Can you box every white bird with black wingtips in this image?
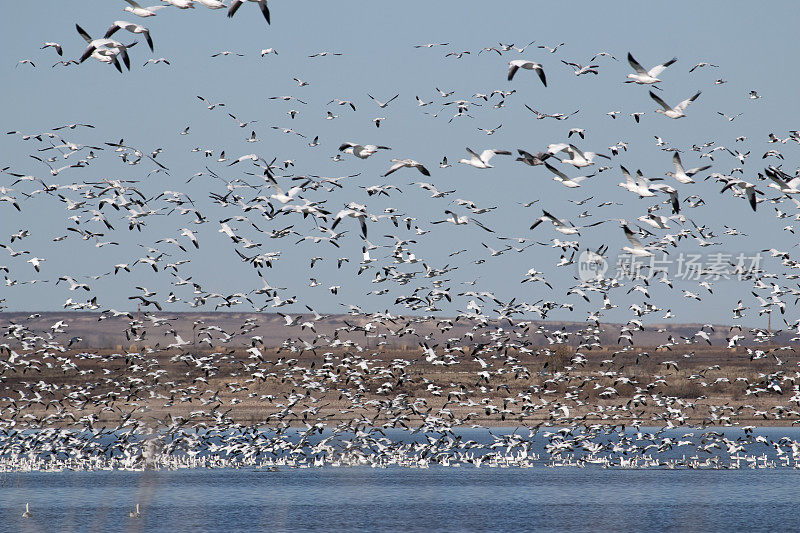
[458,147,511,169]
[507,60,547,86]
[626,52,677,85]
[650,90,701,119]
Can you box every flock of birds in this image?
[6,7,800,522]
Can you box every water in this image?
[3,466,800,532]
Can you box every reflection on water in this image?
[3,466,800,533]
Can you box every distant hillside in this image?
[0,312,793,351]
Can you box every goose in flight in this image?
[626,53,677,84]
[618,166,658,197]
[650,183,681,214]
[543,161,594,188]
[431,210,494,232]
[41,42,63,55]
[414,42,449,48]
[123,0,167,17]
[720,178,762,211]
[331,206,368,238]
[309,51,343,58]
[622,224,654,257]
[689,61,719,72]
[561,60,599,76]
[338,142,391,159]
[269,95,307,104]
[228,0,270,24]
[530,210,600,235]
[383,159,430,177]
[650,90,701,119]
[765,166,800,195]
[717,111,743,122]
[547,143,609,168]
[458,147,511,169]
[76,24,136,72]
[268,181,308,204]
[507,60,547,86]
[666,153,710,184]
[105,21,154,51]
[477,124,502,135]
[367,94,399,108]
[143,57,169,66]
[516,149,551,166]
[538,42,565,53]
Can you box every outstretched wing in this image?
[75,24,92,43]
[647,57,677,78]
[383,161,404,177]
[674,91,701,113]
[534,65,547,87]
[627,52,647,74]
[258,0,271,24]
[543,161,568,180]
[227,0,244,18]
[649,91,672,111]
[623,225,644,249]
[507,64,519,81]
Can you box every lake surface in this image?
[3,466,800,533]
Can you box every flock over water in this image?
[4,6,800,524]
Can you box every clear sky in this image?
[2,1,800,328]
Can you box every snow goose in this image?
[143,57,169,66]
[765,166,800,195]
[367,94,399,108]
[626,53,677,84]
[383,159,430,177]
[561,60,599,76]
[76,25,136,72]
[105,21,154,52]
[543,161,594,188]
[123,0,167,17]
[666,152,710,184]
[516,149,551,166]
[649,90,701,119]
[547,143,609,168]
[530,210,599,235]
[507,60,547,86]
[720,178,762,211]
[338,142,390,159]
[431,210,494,232]
[650,183,681,213]
[689,61,719,72]
[618,166,657,197]
[458,147,511,169]
[622,224,654,257]
[331,205,368,238]
[41,42,63,55]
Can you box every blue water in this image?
[3,466,800,533]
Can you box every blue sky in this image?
[2,1,800,327]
